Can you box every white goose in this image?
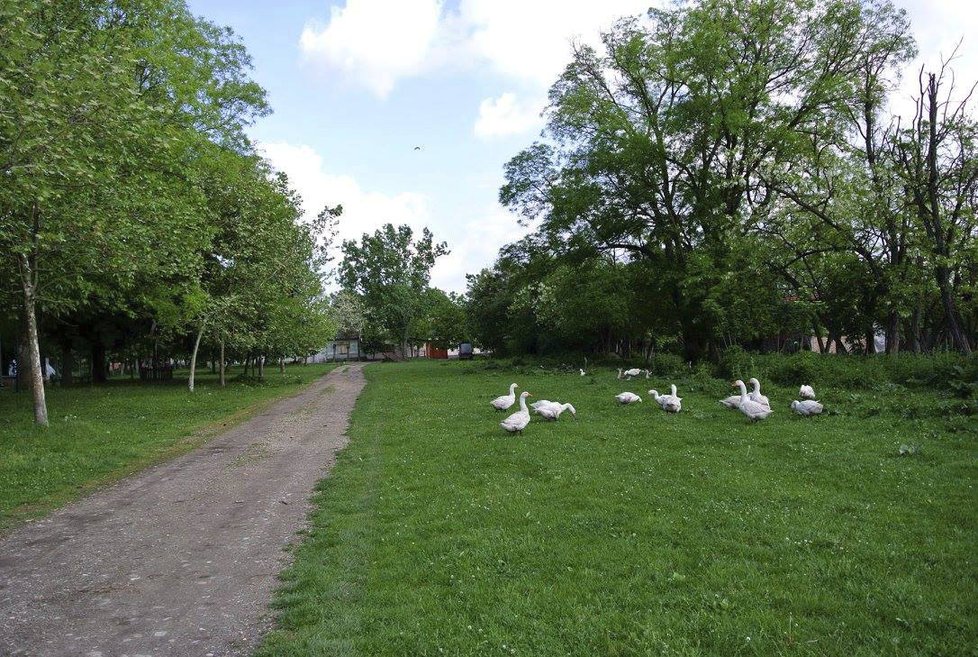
[500,391,532,433]
[791,399,823,416]
[663,384,683,412]
[615,392,642,405]
[799,385,816,400]
[579,368,586,376]
[491,383,519,411]
[748,378,770,407]
[719,392,742,409]
[732,380,773,421]
[649,385,682,413]
[537,402,577,421]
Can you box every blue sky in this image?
[186,0,977,293]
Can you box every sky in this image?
[185,0,978,293]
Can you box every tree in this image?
[1,0,272,417]
[894,63,977,354]
[338,224,448,358]
[500,0,914,358]
[413,289,466,350]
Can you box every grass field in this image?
[257,359,977,656]
[0,363,335,531]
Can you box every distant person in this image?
[8,359,16,377]
[44,358,57,381]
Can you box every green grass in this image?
[257,360,977,657]
[0,363,336,531]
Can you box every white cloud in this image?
[298,0,654,105]
[891,0,978,118]
[299,0,444,98]
[457,0,654,87]
[259,140,526,293]
[260,140,431,248]
[473,92,544,139]
[430,207,530,293]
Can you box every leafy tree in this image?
[413,288,466,350]
[501,0,913,358]
[338,224,448,358]
[1,0,275,418]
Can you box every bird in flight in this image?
[414,146,422,151]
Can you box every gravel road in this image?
[0,363,366,657]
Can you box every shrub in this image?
[717,345,753,380]
[646,353,686,376]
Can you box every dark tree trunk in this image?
[936,266,972,354]
[91,340,107,384]
[884,310,900,355]
[61,345,74,386]
[908,305,922,354]
[812,322,825,353]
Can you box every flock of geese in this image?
[491,375,824,434]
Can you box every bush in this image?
[754,351,977,391]
[646,353,686,376]
[717,346,754,381]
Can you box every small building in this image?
[313,338,361,362]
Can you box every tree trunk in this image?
[935,266,972,354]
[884,310,900,355]
[18,253,48,426]
[908,307,921,353]
[91,340,107,384]
[188,323,205,392]
[61,344,74,385]
[279,357,284,373]
[219,340,226,387]
[812,322,825,353]
[258,355,264,380]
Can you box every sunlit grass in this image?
[0,363,335,530]
[258,359,977,656]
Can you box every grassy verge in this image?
[0,363,335,531]
[257,359,977,656]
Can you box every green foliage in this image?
[645,352,686,377]
[755,351,978,391]
[716,345,753,381]
[0,1,332,411]
[490,0,976,360]
[338,224,449,355]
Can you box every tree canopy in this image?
[490,0,976,359]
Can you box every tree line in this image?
[467,0,977,360]
[1,1,334,425]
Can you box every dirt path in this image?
[0,363,367,657]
